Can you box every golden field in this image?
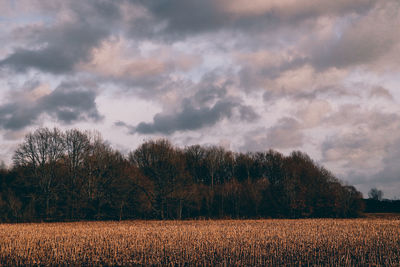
[0,218,399,266]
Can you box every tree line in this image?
[0,128,364,222]
[365,188,400,213]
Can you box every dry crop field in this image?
[0,218,399,266]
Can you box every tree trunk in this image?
[119,200,124,221]
[177,199,183,220]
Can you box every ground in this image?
[0,217,399,266]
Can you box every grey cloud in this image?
[321,132,370,164]
[118,94,258,135]
[120,70,259,134]
[39,82,102,123]
[240,57,308,91]
[0,0,382,79]
[133,99,237,134]
[324,104,399,129]
[127,72,222,102]
[239,105,259,121]
[128,0,228,40]
[131,0,376,40]
[114,121,128,127]
[331,130,400,199]
[0,1,121,74]
[18,0,123,25]
[369,86,394,100]
[0,82,102,130]
[76,0,122,21]
[263,85,358,103]
[193,84,228,105]
[106,74,170,99]
[101,59,199,99]
[320,106,400,170]
[1,23,107,74]
[372,137,400,184]
[312,1,400,70]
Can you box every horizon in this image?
[1,0,400,199]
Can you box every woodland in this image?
[0,128,364,222]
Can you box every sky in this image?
[0,0,399,199]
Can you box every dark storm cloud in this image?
[0,0,121,74]
[0,82,102,130]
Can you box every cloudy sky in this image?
[1,0,400,198]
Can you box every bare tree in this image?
[13,128,65,219]
[368,188,383,201]
[204,146,226,190]
[129,139,189,219]
[64,129,91,219]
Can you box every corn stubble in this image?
[0,219,399,266]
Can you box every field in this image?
[0,218,399,266]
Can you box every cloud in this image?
[0,81,102,130]
[121,97,257,135]
[81,37,200,80]
[266,117,304,148]
[217,0,375,18]
[114,70,260,135]
[132,0,376,40]
[129,0,228,39]
[262,65,351,101]
[1,0,400,198]
[321,131,372,166]
[0,23,107,74]
[320,105,400,171]
[0,0,121,74]
[192,83,228,105]
[372,137,400,184]
[241,117,304,152]
[312,1,400,70]
[324,104,399,129]
[369,86,394,100]
[295,99,333,128]
[236,50,309,91]
[340,131,400,199]
[134,100,234,134]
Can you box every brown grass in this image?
[0,218,399,266]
